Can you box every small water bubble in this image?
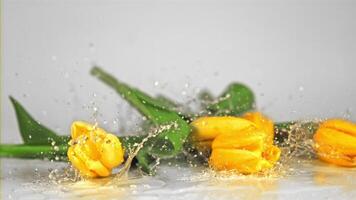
[181,90,187,96]
[53,146,59,151]
[154,81,159,87]
[51,55,57,61]
[184,83,190,88]
[28,135,32,139]
[298,86,304,92]
[103,120,108,124]
[51,141,56,146]
[55,156,60,161]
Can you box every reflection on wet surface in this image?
[1,158,355,200]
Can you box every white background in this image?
[2,0,356,143]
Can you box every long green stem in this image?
[0,136,146,161]
[0,144,68,161]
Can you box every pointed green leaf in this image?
[9,96,69,145]
[207,83,255,116]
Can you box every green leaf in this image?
[91,67,191,174]
[155,95,178,111]
[9,96,70,145]
[207,83,255,116]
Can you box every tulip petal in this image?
[314,128,356,156]
[209,149,273,173]
[315,144,356,167]
[71,121,94,139]
[212,129,266,152]
[191,117,256,141]
[73,144,110,177]
[321,119,356,137]
[243,112,274,144]
[67,146,97,177]
[262,145,281,164]
[98,134,125,169]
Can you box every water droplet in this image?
[53,146,59,151]
[154,81,159,86]
[28,135,32,139]
[299,86,304,91]
[51,55,57,61]
[93,106,98,112]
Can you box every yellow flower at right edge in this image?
[191,112,281,174]
[313,119,356,167]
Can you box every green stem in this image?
[0,136,146,161]
[0,144,68,161]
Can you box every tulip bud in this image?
[190,112,281,173]
[209,127,280,173]
[190,116,256,152]
[313,119,356,167]
[67,121,125,177]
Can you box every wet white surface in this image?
[1,158,355,200]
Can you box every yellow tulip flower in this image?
[190,116,257,152]
[67,121,125,177]
[314,119,356,167]
[191,112,281,173]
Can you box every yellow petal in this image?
[262,145,281,164]
[315,144,356,167]
[73,144,111,177]
[71,121,94,139]
[98,134,125,169]
[320,119,356,137]
[314,127,356,156]
[209,149,273,173]
[243,112,274,145]
[71,121,106,140]
[212,128,266,152]
[191,117,256,141]
[67,146,97,177]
